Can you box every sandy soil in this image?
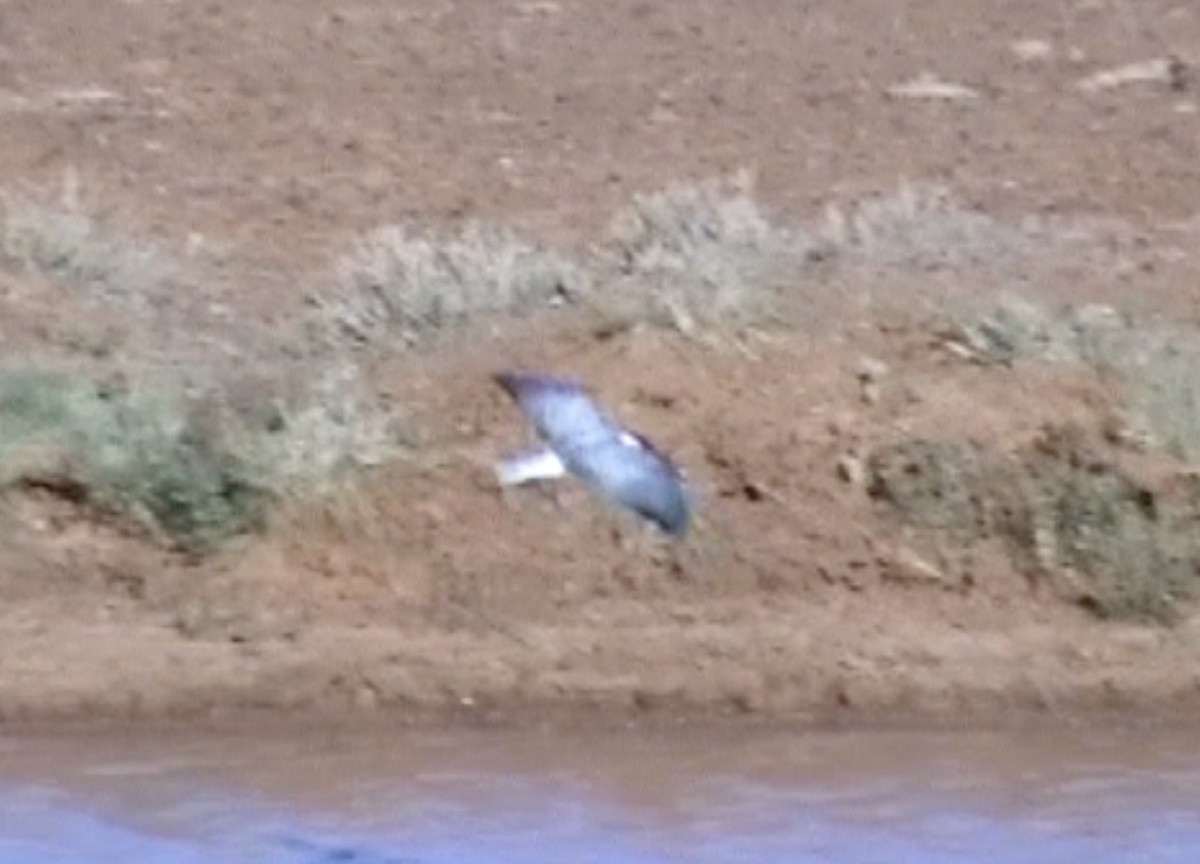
[2,0,1200,730]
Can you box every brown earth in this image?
[2,0,1200,731]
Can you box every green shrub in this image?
[868,431,1200,624]
[0,369,263,553]
[1040,459,1192,623]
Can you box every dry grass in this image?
[229,359,405,497]
[597,179,1096,334]
[318,223,590,346]
[314,178,1100,345]
[1130,342,1200,466]
[952,296,1200,467]
[600,173,812,331]
[0,193,174,305]
[815,183,1040,270]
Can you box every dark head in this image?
[492,371,527,401]
[493,371,584,403]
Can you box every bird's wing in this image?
[569,436,692,535]
[494,371,691,534]
[493,373,623,456]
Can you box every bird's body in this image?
[493,372,691,536]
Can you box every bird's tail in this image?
[494,447,567,487]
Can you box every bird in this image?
[492,371,692,536]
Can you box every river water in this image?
[1,722,1197,863]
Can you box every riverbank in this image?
[2,0,1200,732]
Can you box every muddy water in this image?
[1,723,1198,863]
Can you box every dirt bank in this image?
[3,305,1200,730]
[2,0,1200,730]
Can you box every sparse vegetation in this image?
[1027,442,1194,623]
[319,223,589,346]
[5,175,1198,627]
[1,194,173,304]
[816,183,1039,271]
[953,295,1200,467]
[315,178,1058,344]
[0,361,405,553]
[869,428,1200,624]
[0,368,263,553]
[230,360,405,497]
[0,191,410,554]
[943,296,1140,368]
[601,173,812,330]
[866,438,987,537]
[1130,341,1200,466]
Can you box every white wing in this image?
[495,447,567,486]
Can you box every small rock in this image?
[1100,410,1155,452]
[826,411,859,439]
[417,502,447,527]
[1077,58,1174,92]
[856,357,889,383]
[517,0,561,14]
[1011,39,1053,63]
[857,358,888,405]
[887,72,980,101]
[836,453,866,486]
[354,685,380,710]
[884,547,947,586]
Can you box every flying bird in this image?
[492,372,691,536]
